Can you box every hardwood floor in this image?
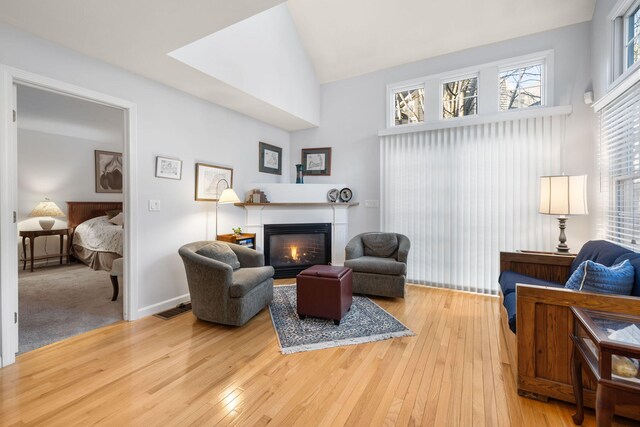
[1,282,636,426]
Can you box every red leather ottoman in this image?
[296,265,353,325]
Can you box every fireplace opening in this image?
[264,223,331,278]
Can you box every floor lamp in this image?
[539,175,588,253]
[215,179,241,239]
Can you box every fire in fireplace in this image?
[264,223,331,278]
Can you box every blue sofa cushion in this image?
[503,292,517,333]
[499,270,562,297]
[565,260,635,295]
[569,240,632,276]
[614,253,640,297]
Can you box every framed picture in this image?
[95,150,123,193]
[259,142,282,175]
[195,163,233,201]
[155,156,182,180]
[302,147,332,176]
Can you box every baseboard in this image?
[137,293,191,318]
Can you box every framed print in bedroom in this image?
[302,147,332,176]
[155,156,182,180]
[95,150,123,193]
[195,163,233,201]
[259,141,282,175]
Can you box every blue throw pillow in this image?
[565,260,635,295]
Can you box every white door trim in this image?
[0,65,139,367]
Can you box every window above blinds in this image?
[599,80,640,249]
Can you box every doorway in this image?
[0,66,139,366]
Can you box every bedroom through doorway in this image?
[16,85,126,354]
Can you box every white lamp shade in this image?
[218,188,241,204]
[29,199,64,217]
[539,175,588,216]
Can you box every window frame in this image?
[623,0,640,71]
[609,0,640,89]
[386,50,554,129]
[440,73,479,120]
[389,82,426,128]
[498,59,547,111]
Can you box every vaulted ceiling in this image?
[0,0,596,130]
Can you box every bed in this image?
[67,201,123,272]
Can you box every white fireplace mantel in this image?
[240,184,358,265]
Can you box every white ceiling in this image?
[17,85,124,142]
[0,0,595,130]
[287,0,596,83]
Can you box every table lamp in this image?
[29,198,65,230]
[215,179,241,238]
[539,175,588,253]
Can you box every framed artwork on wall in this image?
[195,163,233,201]
[259,141,282,175]
[155,156,182,180]
[95,150,123,193]
[302,147,332,176]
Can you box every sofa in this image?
[179,241,274,326]
[344,232,410,298]
[498,240,640,421]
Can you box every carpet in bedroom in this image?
[19,263,123,354]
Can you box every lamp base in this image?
[556,217,570,253]
[39,218,55,230]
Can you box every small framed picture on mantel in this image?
[302,147,332,176]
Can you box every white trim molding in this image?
[0,65,139,367]
[379,105,572,137]
[593,67,640,112]
[137,293,191,319]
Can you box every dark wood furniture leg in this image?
[596,386,614,427]
[571,345,584,425]
[22,236,27,271]
[110,275,119,301]
[29,236,35,272]
[59,234,64,265]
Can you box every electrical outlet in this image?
[148,200,161,211]
[365,200,379,208]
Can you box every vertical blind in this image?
[380,115,566,294]
[598,80,640,250]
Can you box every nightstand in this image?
[20,228,71,272]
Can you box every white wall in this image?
[169,4,320,127]
[0,22,290,313]
[591,0,618,100]
[17,129,123,260]
[290,22,597,251]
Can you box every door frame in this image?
[0,65,139,366]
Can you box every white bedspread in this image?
[73,216,123,256]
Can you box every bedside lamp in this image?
[539,175,588,253]
[29,198,65,230]
[215,179,241,238]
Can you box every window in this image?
[499,64,543,110]
[393,86,424,126]
[626,4,640,68]
[442,77,478,119]
[599,80,640,249]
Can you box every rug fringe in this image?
[280,329,415,355]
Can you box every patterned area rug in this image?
[269,285,414,354]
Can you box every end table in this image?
[20,228,71,272]
[570,307,640,426]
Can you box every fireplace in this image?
[264,223,331,278]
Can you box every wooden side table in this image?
[19,228,71,272]
[570,307,640,426]
[216,233,256,249]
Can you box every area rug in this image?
[19,263,123,354]
[269,285,414,354]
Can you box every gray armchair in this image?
[344,232,410,298]
[178,241,274,326]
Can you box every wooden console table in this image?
[570,307,640,426]
[217,233,256,249]
[20,228,71,272]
